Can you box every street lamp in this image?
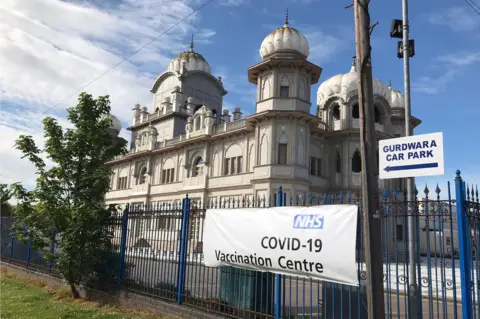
[390,9,420,319]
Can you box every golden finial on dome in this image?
[284,9,289,27]
[350,55,357,72]
[189,34,194,52]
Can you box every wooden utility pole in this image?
[353,0,386,318]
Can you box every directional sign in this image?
[379,132,444,179]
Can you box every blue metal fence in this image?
[2,171,479,319]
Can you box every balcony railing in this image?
[213,119,246,135]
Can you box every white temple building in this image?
[105,16,421,210]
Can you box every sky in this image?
[0,0,479,200]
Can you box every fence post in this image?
[9,228,14,260]
[454,170,473,319]
[275,186,283,319]
[177,194,190,304]
[26,239,31,268]
[117,205,129,289]
[49,230,56,273]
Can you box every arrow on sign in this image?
[384,163,439,172]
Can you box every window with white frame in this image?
[280,86,289,98]
[161,168,175,184]
[117,168,129,189]
[277,133,288,165]
[138,167,147,184]
[224,156,243,175]
[309,156,322,177]
[279,75,290,98]
[192,157,204,177]
[117,176,128,189]
[224,143,243,175]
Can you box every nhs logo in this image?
[293,214,324,229]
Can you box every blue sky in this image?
[0,0,478,198]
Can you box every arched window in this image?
[374,106,381,124]
[336,150,341,173]
[280,76,290,98]
[224,144,243,175]
[352,150,362,173]
[138,167,147,184]
[332,105,340,121]
[192,157,204,177]
[195,117,201,131]
[262,76,272,100]
[278,133,288,164]
[212,109,217,123]
[352,104,359,119]
[155,107,160,115]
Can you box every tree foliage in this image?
[12,93,128,297]
[0,184,17,216]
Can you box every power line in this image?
[39,0,214,117]
[465,0,480,15]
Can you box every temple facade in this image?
[105,17,421,210]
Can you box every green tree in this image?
[0,184,17,216]
[12,93,127,298]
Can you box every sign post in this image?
[379,132,444,180]
[203,205,359,286]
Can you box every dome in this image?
[109,114,122,132]
[388,83,405,108]
[259,12,310,59]
[316,58,391,109]
[167,37,211,73]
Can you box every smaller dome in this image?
[168,36,211,73]
[109,114,122,132]
[389,85,405,108]
[316,58,391,109]
[259,11,309,59]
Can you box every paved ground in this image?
[125,257,463,318]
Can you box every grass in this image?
[0,268,168,319]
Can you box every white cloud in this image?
[427,6,480,32]
[217,0,250,7]
[437,52,480,66]
[412,51,480,94]
[0,0,216,188]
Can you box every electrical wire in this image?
[36,0,214,118]
[465,0,480,15]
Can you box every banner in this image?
[203,205,359,286]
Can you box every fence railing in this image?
[1,171,479,319]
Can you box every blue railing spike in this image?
[455,169,461,178]
[339,192,344,200]
[393,189,398,198]
[279,185,283,192]
[330,193,335,200]
[435,183,441,194]
[424,184,429,195]
[383,188,388,199]
[290,195,293,201]
[347,192,352,200]
[323,193,328,199]
[309,194,313,202]
[414,186,418,195]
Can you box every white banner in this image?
[203,205,359,287]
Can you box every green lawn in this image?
[0,276,158,319]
